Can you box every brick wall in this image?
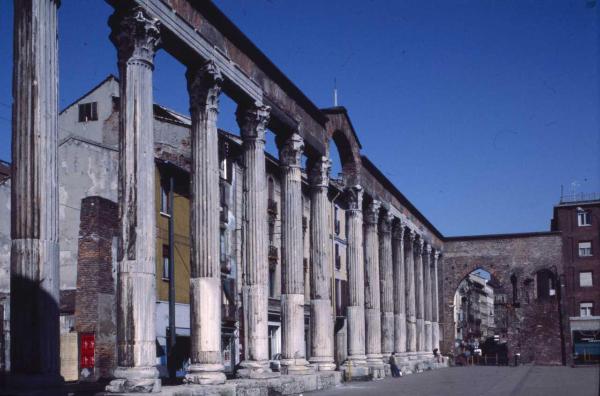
[441,233,565,365]
[74,196,118,380]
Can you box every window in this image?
[78,102,98,122]
[579,272,593,287]
[580,302,593,317]
[536,269,555,299]
[268,267,276,298]
[577,210,592,226]
[160,181,170,215]
[578,242,592,257]
[334,243,341,270]
[162,245,170,280]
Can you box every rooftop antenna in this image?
[333,78,338,107]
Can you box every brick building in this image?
[551,194,600,365]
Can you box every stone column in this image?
[364,200,384,376]
[185,62,226,385]
[379,212,394,362]
[236,103,277,378]
[10,0,61,386]
[342,186,368,374]
[424,243,433,355]
[392,221,407,359]
[432,250,441,352]
[279,133,310,374]
[405,231,417,357]
[415,238,425,354]
[308,157,336,371]
[106,7,161,393]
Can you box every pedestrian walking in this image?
[389,353,401,377]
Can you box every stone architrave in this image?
[342,185,369,374]
[415,238,425,354]
[236,103,278,379]
[106,6,162,393]
[424,243,433,355]
[379,212,394,362]
[392,221,407,359]
[405,230,417,357]
[185,61,226,385]
[364,200,384,375]
[308,157,336,371]
[10,0,62,387]
[279,133,311,374]
[432,250,441,352]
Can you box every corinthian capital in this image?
[392,220,406,241]
[364,200,381,225]
[236,102,270,141]
[379,211,393,234]
[279,133,304,167]
[426,242,432,255]
[345,185,363,211]
[187,60,223,114]
[110,6,161,67]
[415,236,424,254]
[407,229,417,243]
[309,156,331,188]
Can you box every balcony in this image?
[560,192,600,204]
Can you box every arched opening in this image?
[535,269,557,300]
[453,268,508,365]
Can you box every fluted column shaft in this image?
[185,62,226,384]
[107,7,161,392]
[432,251,441,351]
[424,244,433,354]
[405,232,417,354]
[392,223,406,355]
[279,134,310,373]
[364,201,383,367]
[308,158,335,371]
[415,239,425,352]
[344,186,367,365]
[379,213,394,360]
[10,0,61,384]
[236,103,275,377]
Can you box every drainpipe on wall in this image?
[167,174,176,380]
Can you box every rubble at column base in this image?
[100,372,342,396]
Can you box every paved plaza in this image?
[313,366,600,396]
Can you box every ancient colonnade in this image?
[9,2,442,392]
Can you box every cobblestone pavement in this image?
[312,365,600,396]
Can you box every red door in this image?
[80,333,95,369]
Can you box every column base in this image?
[184,363,227,385]
[105,366,160,393]
[309,356,337,371]
[340,358,370,382]
[281,358,313,375]
[236,360,280,379]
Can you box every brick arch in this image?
[322,107,362,187]
[441,234,565,365]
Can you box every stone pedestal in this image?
[308,157,336,371]
[107,6,161,392]
[236,104,278,379]
[10,0,62,388]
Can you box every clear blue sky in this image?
[0,1,598,236]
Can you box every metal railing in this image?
[560,192,600,204]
